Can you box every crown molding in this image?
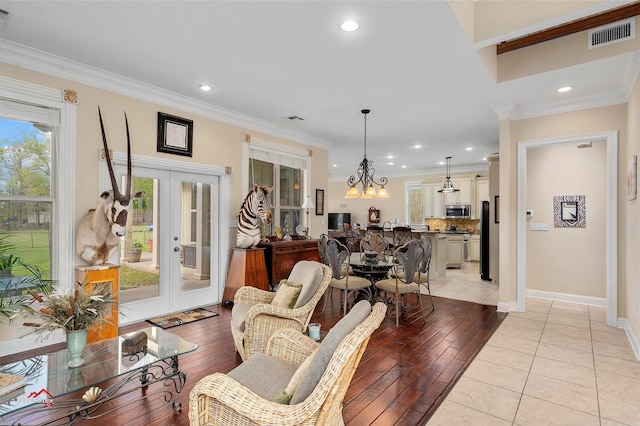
[0,39,332,151]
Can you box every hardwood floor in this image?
[3,294,505,425]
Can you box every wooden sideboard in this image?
[258,238,322,287]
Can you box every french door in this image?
[110,162,224,324]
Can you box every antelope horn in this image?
[98,106,121,199]
[124,112,132,201]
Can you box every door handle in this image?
[174,247,180,252]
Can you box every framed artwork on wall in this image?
[157,112,193,157]
[553,195,586,228]
[628,155,637,201]
[315,189,324,215]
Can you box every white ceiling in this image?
[0,1,637,181]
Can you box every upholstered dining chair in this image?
[321,238,373,316]
[230,260,332,361]
[375,240,430,326]
[189,301,386,426]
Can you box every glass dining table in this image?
[349,254,395,284]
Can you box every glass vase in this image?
[66,329,88,368]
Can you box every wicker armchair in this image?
[189,302,386,425]
[231,260,332,360]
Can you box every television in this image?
[328,212,351,231]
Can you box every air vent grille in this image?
[588,18,635,49]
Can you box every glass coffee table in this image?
[0,326,197,425]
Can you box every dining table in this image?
[349,254,395,285]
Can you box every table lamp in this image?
[301,196,314,238]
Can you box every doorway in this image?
[517,131,618,326]
[100,153,229,323]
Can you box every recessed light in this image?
[401,165,407,168]
[198,84,213,92]
[388,162,394,166]
[414,144,422,149]
[340,20,359,32]
[387,155,394,159]
[332,164,338,167]
[482,157,487,161]
[438,161,445,165]
[557,86,573,93]
[466,147,473,151]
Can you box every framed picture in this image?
[494,195,500,224]
[628,155,637,201]
[553,195,586,227]
[315,189,324,215]
[157,112,193,157]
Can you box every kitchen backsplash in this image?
[425,218,480,234]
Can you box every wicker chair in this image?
[231,260,332,361]
[189,302,386,425]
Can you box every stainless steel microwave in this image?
[445,205,471,219]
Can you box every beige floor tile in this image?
[543,322,592,341]
[535,342,595,369]
[426,400,512,426]
[503,315,546,331]
[513,395,600,426]
[463,358,529,393]
[591,328,633,347]
[446,377,521,422]
[589,321,611,332]
[523,373,598,416]
[593,340,638,361]
[488,332,539,355]
[525,297,552,314]
[494,322,543,342]
[600,418,635,426]
[588,305,606,323]
[480,291,498,306]
[540,330,592,353]
[476,344,535,371]
[599,391,640,426]
[596,370,640,401]
[546,312,590,329]
[509,309,549,323]
[551,300,589,312]
[594,353,640,380]
[530,357,595,389]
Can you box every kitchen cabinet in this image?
[443,178,472,205]
[469,234,480,261]
[423,183,443,218]
[475,177,489,219]
[445,234,465,268]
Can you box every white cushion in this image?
[290,261,324,308]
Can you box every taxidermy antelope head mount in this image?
[76,107,143,265]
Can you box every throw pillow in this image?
[276,348,318,404]
[271,280,302,309]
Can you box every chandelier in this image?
[345,109,389,199]
[437,156,459,193]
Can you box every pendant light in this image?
[437,156,459,193]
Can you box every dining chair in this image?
[374,240,431,326]
[360,231,388,262]
[321,238,373,316]
[392,226,413,248]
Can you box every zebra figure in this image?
[236,185,273,248]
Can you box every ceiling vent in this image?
[588,18,635,49]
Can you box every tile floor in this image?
[425,261,499,306]
[427,297,640,426]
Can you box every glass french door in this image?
[115,166,220,323]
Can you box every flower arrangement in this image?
[22,283,117,340]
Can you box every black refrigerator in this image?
[480,200,491,281]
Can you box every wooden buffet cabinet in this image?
[258,238,322,287]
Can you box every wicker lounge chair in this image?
[189,301,386,425]
[230,260,332,360]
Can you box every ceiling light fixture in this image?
[437,156,459,193]
[557,86,573,93]
[345,109,389,199]
[340,20,359,32]
[198,84,213,92]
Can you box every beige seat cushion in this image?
[290,261,325,308]
[329,275,371,291]
[375,278,420,295]
[228,353,298,402]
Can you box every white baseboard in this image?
[525,289,606,307]
[497,301,517,313]
[617,318,640,361]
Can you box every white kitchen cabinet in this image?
[475,178,489,219]
[469,234,480,261]
[443,178,472,205]
[446,234,464,268]
[423,183,443,218]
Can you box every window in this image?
[406,182,424,225]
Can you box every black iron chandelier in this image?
[437,156,459,193]
[345,109,389,199]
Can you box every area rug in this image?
[146,307,219,329]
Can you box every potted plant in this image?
[126,241,143,263]
[21,283,117,367]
